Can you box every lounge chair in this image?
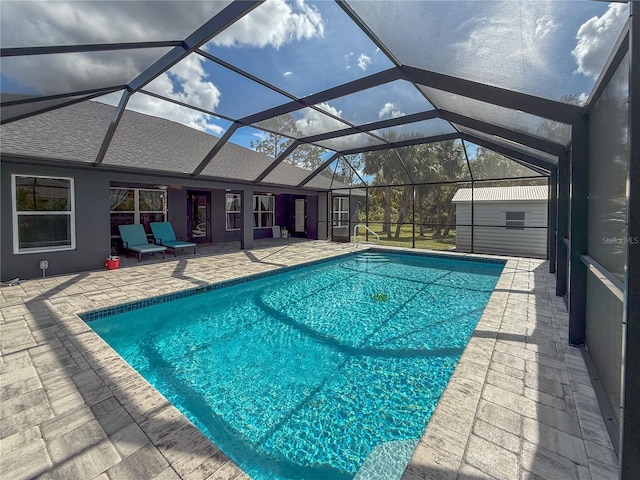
[149,222,197,256]
[118,224,167,262]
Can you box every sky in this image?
[0,0,630,152]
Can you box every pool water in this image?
[89,252,504,479]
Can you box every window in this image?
[12,175,76,253]
[254,195,275,228]
[505,211,525,229]
[226,193,241,231]
[110,188,166,236]
[332,197,349,227]
[225,194,276,229]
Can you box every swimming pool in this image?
[87,251,504,479]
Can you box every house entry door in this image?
[187,191,211,243]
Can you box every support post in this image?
[412,185,416,249]
[568,118,589,345]
[549,169,558,272]
[318,191,328,240]
[556,151,570,297]
[621,4,640,478]
[240,187,253,250]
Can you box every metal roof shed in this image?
[452,185,549,258]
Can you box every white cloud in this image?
[345,52,354,69]
[572,3,629,78]
[0,1,225,96]
[345,51,373,71]
[378,102,405,119]
[535,15,556,39]
[283,71,293,77]
[577,92,589,105]
[211,0,324,49]
[295,103,347,136]
[98,55,225,135]
[357,53,372,71]
[451,2,565,87]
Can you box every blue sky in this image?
[0,0,629,153]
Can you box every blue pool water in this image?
[88,251,504,479]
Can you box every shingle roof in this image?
[451,185,548,203]
[0,100,336,189]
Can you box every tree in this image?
[362,136,405,238]
[251,113,326,173]
[469,147,543,185]
[250,115,296,158]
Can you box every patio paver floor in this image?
[0,239,618,480]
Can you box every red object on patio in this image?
[105,257,120,270]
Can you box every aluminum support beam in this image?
[254,141,301,183]
[440,110,565,156]
[94,90,130,165]
[459,133,555,171]
[239,68,402,126]
[1,41,183,57]
[556,151,570,296]
[296,153,341,188]
[548,168,558,272]
[402,65,583,125]
[240,186,254,250]
[128,1,262,92]
[568,118,589,345]
[299,110,440,144]
[1,86,124,125]
[340,133,459,155]
[191,122,241,176]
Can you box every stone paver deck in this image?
[0,239,618,479]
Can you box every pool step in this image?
[356,253,389,263]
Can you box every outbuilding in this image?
[452,185,548,258]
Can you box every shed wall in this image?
[455,200,548,258]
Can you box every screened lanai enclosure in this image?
[1,0,638,478]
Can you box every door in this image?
[187,191,211,243]
[295,198,306,235]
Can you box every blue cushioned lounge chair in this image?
[118,224,167,262]
[149,222,197,256]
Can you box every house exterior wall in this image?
[1,161,111,280]
[455,200,548,258]
[1,159,322,281]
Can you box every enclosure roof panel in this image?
[452,185,549,203]
[0,1,630,189]
[347,1,628,103]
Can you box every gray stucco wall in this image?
[1,161,110,281]
[1,158,324,280]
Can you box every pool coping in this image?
[80,248,505,322]
[0,241,618,480]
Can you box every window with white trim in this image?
[225,193,241,231]
[110,188,166,236]
[12,175,76,253]
[332,196,349,227]
[253,195,275,228]
[505,211,525,230]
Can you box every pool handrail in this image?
[353,224,380,247]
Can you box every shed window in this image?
[505,211,525,229]
[12,175,76,253]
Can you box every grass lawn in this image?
[353,224,456,251]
